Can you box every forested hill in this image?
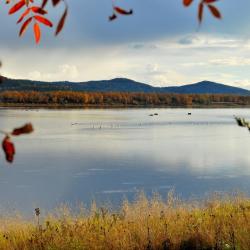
[1,77,250,95]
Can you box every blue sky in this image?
[1,0,250,88]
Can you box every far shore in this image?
[1,103,250,109]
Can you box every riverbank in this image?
[1,91,250,109]
[1,102,250,109]
[1,193,250,250]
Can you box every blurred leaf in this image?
[52,0,61,7]
[55,8,67,35]
[198,2,204,23]
[208,4,221,19]
[109,13,117,21]
[17,8,31,24]
[19,16,32,37]
[34,15,53,27]
[204,0,218,3]
[33,22,41,44]
[114,6,133,15]
[12,123,34,136]
[9,0,25,15]
[41,0,48,9]
[31,7,47,15]
[2,136,15,163]
[183,0,194,7]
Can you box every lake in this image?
[0,108,250,214]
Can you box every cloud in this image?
[177,34,244,49]
[5,63,79,82]
[209,58,250,66]
[130,43,158,50]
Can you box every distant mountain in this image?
[1,77,250,95]
[161,81,250,95]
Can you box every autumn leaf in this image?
[17,8,30,24]
[33,22,41,44]
[12,123,34,136]
[207,4,221,19]
[19,16,32,37]
[52,0,61,7]
[204,0,218,3]
[41,0,48,9]
[109,13,117,21]
[55,8,67,35]
[183,0,194,7]
[9,0,25,15]
[34,15,53,27]
[31,7,47,15]
[2,136,15,163]
[198,2,204,23]
[113,6,133,15]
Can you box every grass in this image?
[1,192,250,249]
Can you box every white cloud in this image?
[209,58,250,66]
[2,33,250,89]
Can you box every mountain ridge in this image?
[1,76,250,95]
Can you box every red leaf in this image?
[2,136,15,163]
[113,6,133,15]
[41,0,48,9]
[19,16,32,37]
[198,2,204,23]
[33,23,41,44]
[17,8,30,24]
[34,15,53,27]
[12,123,34,136]
[109,13,117,21]
[9,0,25,15]
[52,0,61,6]
[183,0,194,7]
[204,0,218,3]
[55,8,67,35]
[207,4,221,19]
[31,7,47,15]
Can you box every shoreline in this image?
[0,103,250,109]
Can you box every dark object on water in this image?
[234,116,248,127]
[234,116,250,132]
[149,114,154,116]
[188,113,191,115]
[154,113,158,116]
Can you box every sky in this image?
[1,0,250,88]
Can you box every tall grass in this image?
[1,191,250,250]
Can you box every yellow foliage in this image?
[0,193,250,249]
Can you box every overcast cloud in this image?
[1,0,250,88]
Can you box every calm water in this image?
[0,108,250,213]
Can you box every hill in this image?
[1,77,250,95]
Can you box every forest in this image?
[0,91,249,107]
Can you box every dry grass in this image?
[0,191,250,250]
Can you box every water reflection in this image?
[0,108,250,213]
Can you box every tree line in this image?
[0,91,250,107]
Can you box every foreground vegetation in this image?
[1,91,250,107]
[1,192,250,249]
